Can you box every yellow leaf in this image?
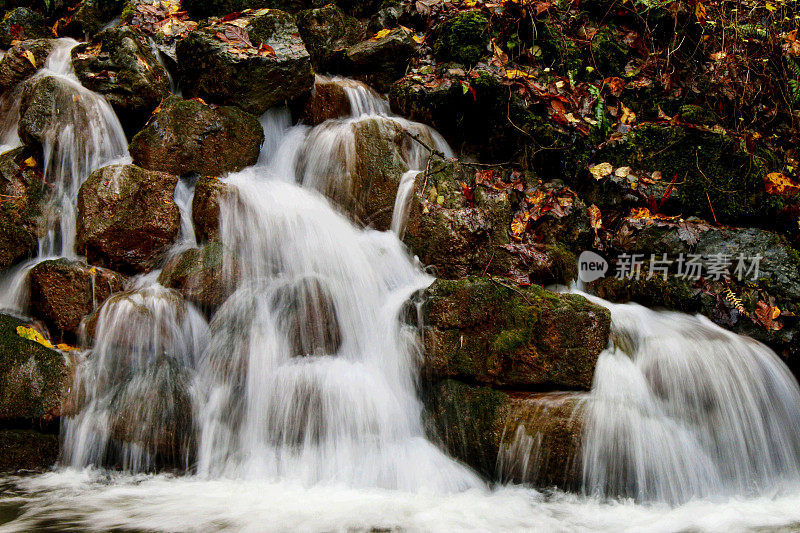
[372,29,392,40]
[22,49,36,68]
[56,343,79,351]
[16,326,53,349]
[695,1,707,23]
[588,204,602,230]
[436,195,445,205]
[766,2,777,12]
[765,172,800,197]
[23,156,36,167]
[504,68,534,79]
[589,162,613,180]
[412,34,424,44]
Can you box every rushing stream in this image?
[1,44,800,532]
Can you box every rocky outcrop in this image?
[158,242,235,312]
[76,164,180,273]
[0,39,53,93]
[28,258,126,341]
[0,313,71,421]
[344,28,415,92]
[424,278,610,390]
[176,9,314,115]
[182,0,312,18]
[296,76,352,125]
[0,429,59,473]
[192,175,236,242]
[71,26,171,132]
[130,95,264,176]
[434,11,490,66]
[296,4,364,71]
[17,76,82,148]
[69,0,126,36]
[0,148,45,269]
[0,8,49,48]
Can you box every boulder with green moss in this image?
[158,242,238,312]
[182,0,313,18]
[0,313,70,421]
[69,0,126,36]
[71,26,171,132]
[0,148,45,269]
[130,95,264,176]
[192,176,237,242]
[296,4,364,70]
[344,27,415,92]
[28,258,126,342]
[0,8,49,48]
[425,380,586,485]
[402,158,519,279]
[434,11,490,66]
[0,39,53,93]
[176,9,314,115]
[424,278,610,390]
[76,164,180,273]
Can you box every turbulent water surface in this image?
[1,44,800,531]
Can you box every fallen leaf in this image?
[16,325,53,349]
[588,204,602,230]
[372,28,392,40]
[764,172,800,197]
[22,49,36,67]
[589,162,613,180]
[753,301,783,331]
[22,156,36,168]
[614,166,631,178]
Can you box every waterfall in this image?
[577,296,800,503]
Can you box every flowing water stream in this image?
[0,56,800,531]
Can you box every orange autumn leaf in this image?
[764,172,800,197]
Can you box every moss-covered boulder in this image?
[296,76,352,125]
[69,0,126,36]
[130,95,264,176]
[403,158,518,279]
[0,313,70,421]
[28,258,126,342]
[0,148,44,269]
[176,9,314,115]
[424,278,610,390]
[296,4,364,70]
[0,429,59,472]
[182,0,313,18]
[593,124,783,226]
[192,175,237,242]
[71,26,171,133]
[158,242,236,312]
[344,27,416,92]
[17,76,81,148]
[0,8,49,48]
[425,380,586,485]
[434,11,490,66]
[76,164,180,273]
[0,39,53,93]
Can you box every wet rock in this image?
[403,158,517,279]
[69,0,126,36]
[176,9,314,115]
[0,148,45,269]
[424,277,611,390]
[344,27,416,92]
[0,39,54,93]
[76,164,180,273]
[129,95,264,176]
[158,242,237,312]
[192,175,236,242]
[272,276,341,357]
[17,75,82,148]
[183,0,312,18]
[71,26,171,132]
[0,313,70,420]
[296,76,352,125]
[498,392,585,489]
[0,429,59,473]
[434,11,490,66]
[0,8,49,48]
[28,258,126,341]
[296,4,364,71]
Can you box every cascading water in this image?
[578,296,800,503]
[0,38,129,311]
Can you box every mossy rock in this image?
[192,175,237,243]
[0,313,70,421]
[69,0,126,36]
[182,0,314,18]
[596,124,783,225]
[176,9,314,115]
[0,147,45,269]
[344,27,416,92]
[434,11,490,66]
[0,8,49,48]
[71,26,171,134]
[158,242,238,313]
[130,95,264,176]
[295,4,364,70]
[0,39,54,93]
[424,277,611,390]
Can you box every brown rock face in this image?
[192,176,237,243]
[297,76,352,125]
[28,258,126,341]
[76,164,180,274]
[0,148,45,269]
[130,96,264,177]
[158,242,237,313]
[0,39,54,93]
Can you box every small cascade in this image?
[578,296,800,503]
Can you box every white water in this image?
[2,75,800,530]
